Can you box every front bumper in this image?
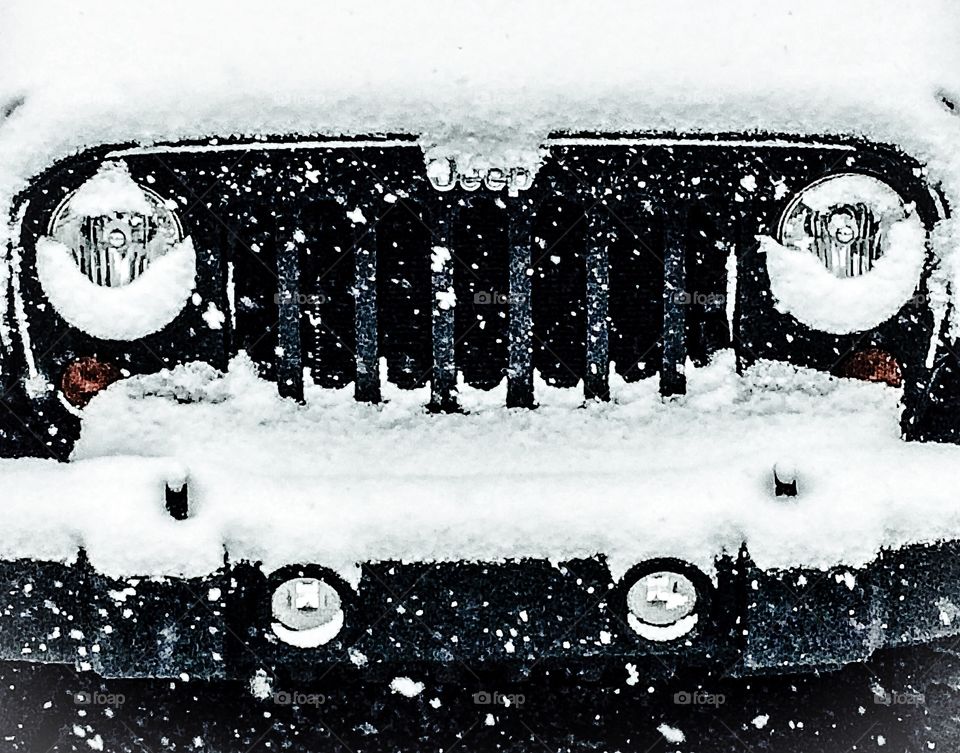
[2,541,959,681]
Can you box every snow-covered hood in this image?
[1,1,959,231]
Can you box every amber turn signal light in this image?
[61,357,122,408]
[836,349,902,388]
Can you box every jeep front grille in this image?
[17,135,938,422]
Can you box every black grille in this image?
[12,134,941,435]
[212,142,757,410]
[233,194,709,409]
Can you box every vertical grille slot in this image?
[506,199,535,408]
[354,209,380,403]
[299,201,357,389]
[276,231,303,402]
[661,204,688,397]
[733,214,758,374]
[231,205,279,378]
[685,204,731,366]
[430,203,459,412]
[454,199,510,391]
[377,202,433,390]
[584,209,611,401]
[608,205,663,383]
[532,198,587,389]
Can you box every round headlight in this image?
[778,173,910,278]
[36,161,196,341]
[49,162,184,288]
[765,173,926,335]
[626,571,698,641]
[271,577,344,648]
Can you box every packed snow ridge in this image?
[1,353,960,579]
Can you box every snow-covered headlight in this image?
[271,577,344,648]
[49,162,183,287]
[626,571,698,641]
[778,173,911,278]
[36,161,196,341]
[763,173,927,334]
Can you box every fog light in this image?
[626,571,698,641]
[271,577,344,648]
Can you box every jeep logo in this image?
[426,158,534,194]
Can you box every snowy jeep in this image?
[0,2,959,691]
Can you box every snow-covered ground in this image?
[1,353,959,581]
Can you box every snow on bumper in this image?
[3,353,960,579]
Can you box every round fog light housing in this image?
[271,577,344,648]
[626,571,699,642]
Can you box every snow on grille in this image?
[0,353,957,580]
